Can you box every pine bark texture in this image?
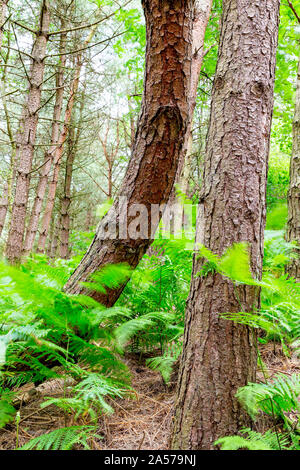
[286,57,300,280]
[175,0,212,187]
[170,0,280,450]
[64,0,195,304]
[5,0,50,263]
[23,25,67,254]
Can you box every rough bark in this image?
[5,0,50,263]
[170,0,280,450]
[0,183,8,236]
[64,0,195,303]
[23,23,67,255]
[37,19,99,253]
[175,0,213,188]
[286,56,300,281]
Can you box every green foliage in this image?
[118,237,192,354]
[19,425,99,450]
[266,155,290,209]
[263,231,297,273]
[82,262,132,295]
[266,203,288,230]
[197,242,258,286]
[0,258,134,432]
[197,236,300,347]
[0,388,16,428]
[271,1,299,156]
[42,373,129,421]
[215,428,293,451]
[236,374,300,427]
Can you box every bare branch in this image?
[47,0,132,36]
[46,29,127,58]
[287,1,300,23]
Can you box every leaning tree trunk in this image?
[5,0,50,263]
[286,56,300,281]
[170,0,280,450]
[23,24,67,255]
[65,0,195,303]
[175,0,212,189]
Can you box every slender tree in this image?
[23,21,67,254]
[170,0,280,450]
[98,120,121,199]
[286,6,300,280]
[0,0,8,52]
[59,85,86,259]
[64,0,198,304]
[287,55,300,280]
[175,0,213,189]
[0,28,16,236]
[37,16,101,253]
[5,0,50,263]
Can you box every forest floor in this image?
[0,344,299,450]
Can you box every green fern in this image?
[236,373,300,427]
[146,355,177,383]
[0,388,16,428]
[215,428,292,450]
[19,425,100,450]
[42,373,130,420]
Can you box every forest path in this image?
[100,355,174,450]
[0,345,298,450]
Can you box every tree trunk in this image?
[64,0,195,304]
[175,0,212,188]
[23,23,67,255]
[0,24,15,236]
[0,183,8,236]
[5,0,50,263]
[170,0,280,450]
[286,56,300,281]
[37,19,99,253]
[59,136,74,259]
[0,0,8,53]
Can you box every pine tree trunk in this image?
[170,0,280,450]
[0,182,8,236]
[59,125,76,259]
[175,0,212,188]
[23,24,67,255]
[5,0,50,263]
[0,31,16,236]
[64,0,195,304]
[286,56,300,281]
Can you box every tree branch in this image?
[288,0,300,23]
[47,0,132,36]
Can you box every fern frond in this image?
[19,425,98,450]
